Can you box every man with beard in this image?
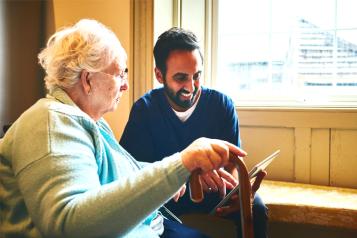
[120,27,268,238]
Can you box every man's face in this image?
[156,49,202,112]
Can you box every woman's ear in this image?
[154,67,164,84]
[80,70,92,95]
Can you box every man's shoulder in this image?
[133,87,164,109]
[128,88,167,120]
[201,87,234,106]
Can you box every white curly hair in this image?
[38,19,126,92]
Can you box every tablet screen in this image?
[210,149,280,214]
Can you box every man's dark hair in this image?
[153,27,203,77]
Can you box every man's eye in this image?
[193,72,201,81]
[174,75,187,81]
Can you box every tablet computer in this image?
[210,149,280,214]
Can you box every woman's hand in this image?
[181,138,247,173]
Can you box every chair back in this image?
[189,153,254,238]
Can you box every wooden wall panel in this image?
[238,109,357,189]
[330,129,357,188]
[294,128,311,183]
[240,126,295,182]
[311,129,330,186]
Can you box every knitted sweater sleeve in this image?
[12,108,190,238]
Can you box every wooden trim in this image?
[207,0,219,88]
[203,0,213,86]
[173,0,181,27]
[237,108,357,129]
[131,0,154,103]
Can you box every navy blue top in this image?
[120,87,241,215]
[120,87,240,164]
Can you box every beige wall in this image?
[51,0,131,139]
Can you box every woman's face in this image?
[89,60,128,117]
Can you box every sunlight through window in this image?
[215,0,357,107]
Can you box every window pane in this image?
[219,0,270,34]
[337,0,357,29]
[216,0,357,106]
[293,0,335,30]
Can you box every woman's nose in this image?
[120,79,129,91]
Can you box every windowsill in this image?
[235,106,357,128]
[260,180,357,231]
[236,105,357,113]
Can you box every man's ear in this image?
[154,67,164,84]
[80,70,91,95]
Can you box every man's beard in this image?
[163,82,199,109]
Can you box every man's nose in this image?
[184,78,195,92]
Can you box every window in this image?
[215,0,357,107]
[149,0,357,186]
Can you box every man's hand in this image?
[201,168,238,198]
[172,184,186,202]
[215,170,267,217]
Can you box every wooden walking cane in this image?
[189,152,254,238]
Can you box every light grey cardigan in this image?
[0,87,190,238]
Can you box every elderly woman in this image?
[0,19,246,238]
